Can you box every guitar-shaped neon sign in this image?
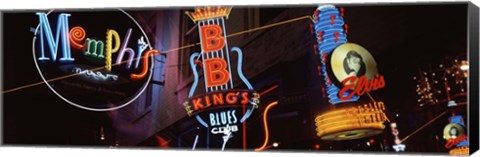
[183,6,259,150]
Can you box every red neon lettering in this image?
[213,93,224,106]
[338,75,386,100]
[192,98,204,111]
[205,58,230,87]
[240,92,249,105]
[200,25,225,52]
[69,26,86,50]
[445,135,468,149]
[205,95,212,107]
[226,92,239,105]
[131,50,160,80]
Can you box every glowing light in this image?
[449,146,469,155]
[73,67,118,81]
[205,58,230,87]
[259,85,279,96]
[69,26,86,50]
[188,53,201,97]
[272,142,279,147]
[393,144,406,152]
[134,37,149,69]
[186,6,232,23]
[36,12,74,62]
[232,47,254,90]
[312,5,358,104]
[131,50,160,80]
[84,38,104,58]
[255,101,278,151]
[116,28,136,69]
[105,29,120,71]
[460,65,468,71]
[314,144,320,150]
[200,24,225,52]
[184,90,257,115]
[315,101,387,140]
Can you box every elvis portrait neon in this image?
[312,5,385,105]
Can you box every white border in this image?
[2,0,479,157]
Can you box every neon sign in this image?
[73,67,118,81]
[390,122,406,152]
[314,101,388,140]
[182,6,259,150]
[312,5,385,104]
[33,10,156,111]
[443,114,469,154]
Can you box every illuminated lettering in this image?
[134,37,149,69]
[230,110,237,124]
[73,67,118,81]
[213,93,224,106]
[36,12,74,62]
[192,98,204,111]
[131,50,160,80]
[225,92,239,105]
[211,125,238,135]
[445,135,468,149]
[209,110,238,127]
[205,58,230,87]
[105,29,120,71]
[69,26,85,50]
[200,24,225,52]
[315,101,388,138]
[184,91,256,114]
[205,95,212,107]
[84,38,104,58]
[210,113,217,126]
[338,75,386,100]
[241,92,249,105]
[116,28,135,69]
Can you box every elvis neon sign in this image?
[312,5,385,105]
[443,114,469,149]
[33,10,157,111]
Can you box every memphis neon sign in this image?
[35,12,156,80]
[33,11,160,111]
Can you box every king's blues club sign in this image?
[182,7,259,150]
[33,10,158,111]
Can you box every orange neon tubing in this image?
[69,26,86,49]
[255,101,278,151]
[131,50,160,80]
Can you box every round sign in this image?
[33,9,153,111]
[443,123,465,139]
[327,43,378,88]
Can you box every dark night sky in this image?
[339,3,467,115]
